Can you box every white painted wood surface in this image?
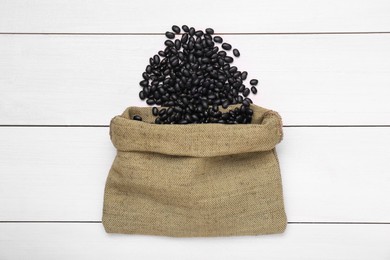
[1,224,390,260]
[1,0,390,258]
[1,34,390,125]
[0,0,389,33]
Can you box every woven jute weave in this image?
[102,104,287,237]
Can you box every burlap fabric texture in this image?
[102,104,287,237]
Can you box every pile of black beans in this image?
[135,25,258,124]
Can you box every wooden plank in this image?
[0,0,389,33]
[0,223,389,259]
[0,127,389,221]
[1,34,390,125]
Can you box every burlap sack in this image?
[102,104,287,237]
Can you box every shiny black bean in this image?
[165,31,175,39]
[250,79,258,86]
[213,36,223,43]
[182,25,189,32]
[146,99,155,105]
[241,71,248,80]
[251,86,258,94]
[233,49,240,57]
[172,25,181,34]
[174,39,181,50]
[222,43,232,50]
[243,88,250,97]
[133,115,142,121]
[205,28,214,34]
[222,100,230,109]
[139,91,145,100]
[224,56,234,63]
[164,40,174,47]
[158,108,167,116]
[181,33,189,43]
[153,55,160,64]
[195,30,203,37]
[152,107,159,116]
[189,27,195,36]
[139,80,148,87]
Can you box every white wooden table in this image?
[1,1,390,259]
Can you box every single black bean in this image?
[139,91,145,100]
[189,27,195,36]
[242,98,250,107]
[213,36,223,43]
[241,71,248,80]
[172,25,181,34]
[222,100,230,109]
[224,56,234,63]
[158,108,167,116]
[146,99,155,105]
[205,28,214,34]
[164,40,174,47]
[153,55,160,64]
[195,30,204,37]
[133,115,142,121]
[139,80,149,87]
[250,79,258,86]
[222,43,232,50]
[243,88,250,97]
[251,86,258,94]
[181,33,189,43]
[175,39,181,50]
[166,107,174,115]
[152,107,159,116]
[165,31,175,39]
[182,25,189,32]
[233,49,240,57]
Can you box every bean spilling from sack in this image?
[136,25,259,124]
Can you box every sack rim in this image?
[109,104,283,157]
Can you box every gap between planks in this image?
[0,221,389,224]
[1,125,390,128]
[0,32,390,36]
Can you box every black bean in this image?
[181,33,189,43]
[251,86,258,94]
[243,88,250,97]
[139,80,148,87]
[205,28,214,35]
[182,25,189,32]
[164,40,174,47]
[175,39,181,50]
[152,107,159,116]
[158,108,167,116]
[213,36,223,43]
[189,27,195,36]
[146,99,155,105]
[165,31,175,39]
[139,91,145,100]
[195,30,204,37]
[250,79,258,86]
[133,115,142,121]
[233,49,240,57]
[241,71,248,80]
[242,98,250,107]
[224,56,234,63]
[222,43,232,50]
[222,100,230,109]
[153,55,160,64]
[172,25,181,34]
